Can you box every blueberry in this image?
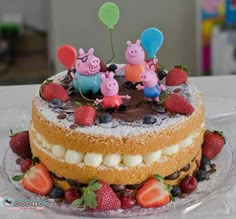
[49,187,64,198]
[143,115,157,124]
[171,186,181,197]
[201,157,211,166]
[195,169,206,182]
[108,64,118,73]
[49,98,62,109]
[99,113,113,123]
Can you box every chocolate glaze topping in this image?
[56,73,191,124]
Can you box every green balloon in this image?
[98,2,120,29]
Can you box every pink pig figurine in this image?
[136,65,166,102]
[95,72,131,109]
[124,39,145,83]
[72,48,102,95]
[116,39,157,84]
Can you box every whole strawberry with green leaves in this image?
[202,130,225,160]
[71,180,121,211]
[166,65,188,86]
[9,130,32,159]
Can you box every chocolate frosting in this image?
[53,72,191,123]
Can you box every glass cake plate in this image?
[0,104,236,219]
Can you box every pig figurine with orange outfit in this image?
[116,39,156,85]
[124,39,146,83]
[95,72,131,109]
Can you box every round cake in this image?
[29,66,205,189]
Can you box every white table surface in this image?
[0,75,236,219]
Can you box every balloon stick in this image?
[106,29,115,65]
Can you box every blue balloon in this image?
[141,28,164,58]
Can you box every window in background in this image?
[201,0,236,76]
[0,0,50,85]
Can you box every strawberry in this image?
[136,175,172,208]
[40,81,69,102]
[94,181,121,211]
[9,130,32,159]
[202,130,225,160]
[71,180,121,211]
[22,163,53,195]
[180,176,198,193]
[65,188,81,204]
[20,159,33,173]
[74,106,96,126]
[164,93,194,115]
[166,65,188,86]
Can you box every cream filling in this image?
[31,123,204,168]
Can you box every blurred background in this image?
[0,0,235,85]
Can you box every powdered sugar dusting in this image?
[34,71,203,137]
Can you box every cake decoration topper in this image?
[57,44,77,71]
[116,39,157,85]
[71,48,102,95]
[98,2,120,29]
[98,2,120,64]
[136,65,166,102]
[95,72,131,109]
[124,39,146,83]
[141,28,164,58]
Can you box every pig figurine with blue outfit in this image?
[72,48,102,95]
[136,65,166,102]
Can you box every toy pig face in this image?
[75,48,101,76]
[125,39,145,65]
[101,73,119,96]
[141,69,158,87]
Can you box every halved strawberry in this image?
[136,176,172,208]
[22,163,53,195]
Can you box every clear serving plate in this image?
[0,106,236,219]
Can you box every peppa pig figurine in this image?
[124,39,146,83]
[136,65,166,102]
[95,72,131,109]
[72,48,102,95]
